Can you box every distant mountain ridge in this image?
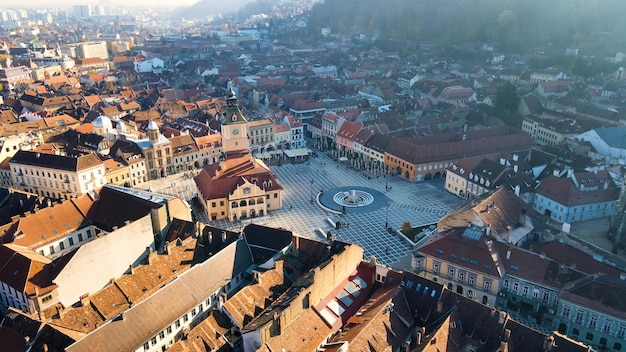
[175,0,255,19]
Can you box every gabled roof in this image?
[593,125,626,149]
[223,260,290,327]
[336,121,362,141]
[385,132,534,165]
[195,155,282,201]
[66,239,253,352]
[9,150,102,172]
[561,274,626,318]
[440,188,541,234]
[535,175,619,207]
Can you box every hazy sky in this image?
[3,0,198,8]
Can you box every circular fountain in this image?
[332,189,374,207]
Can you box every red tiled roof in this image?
[535,175,619,207]
[386,133,534,165]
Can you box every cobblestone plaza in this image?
[149,151,464,269]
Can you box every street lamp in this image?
[385,171,390,191]
[385,203,390,229]
[310,179,315,203]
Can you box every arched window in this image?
[231,202,238,208]
[249,199,256,205]
[257,198,264,204]
[240,200,247,207]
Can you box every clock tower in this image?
[221,87,249,156]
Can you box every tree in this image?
[495,81,520,112]
[401,221,412,233]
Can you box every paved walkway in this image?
[145,150,464,269]
[223,151,462,268]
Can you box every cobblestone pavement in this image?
[147,151,464,270]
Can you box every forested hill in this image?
[306,0,626,53]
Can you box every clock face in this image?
[233,128,239,135]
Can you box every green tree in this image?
[495,81,519,113]
[401,221,412,233]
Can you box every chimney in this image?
[620,273,626,280]
[56,305,65,319]
[436,302,443,313]
[503,328,511,341]
[513,164,518,173]
[514,184,521,196]
[505,225,511,242]
[164,241,170,254]
[252,270,261,283]
[506,248,512,260]
[222,231,227,243]
[79,293,90,307]
[146,246,154,264]
[129,264,134,275]
[120,311,126,321]
[43,344,49,352]
[208,231,212,244]
[485,225,491,237]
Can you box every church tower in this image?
[221,87,249,156]
[147,119,160,144]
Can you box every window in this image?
[562,306,571,318]
[87,229,92,238]
[144,342,150,351]
[503,279,509,288]
[617,325,626,338]
[512,282,519,292]
[458,272,465,281]
[603,320,612,332]
[183,315,189,323]
[159,331,165,339]
[166,326,172,334]
[42,295,53,303]
[191,308,197,317]
[151,337,157,345]
[585,332,593,341]
[68,237,74,246]
[467,290,473,298]
[589,315,598,328]
[575,311,584,323]
[614,342,622,351]
[433,263,440,273]
[572,328,580,336]
[543,292,550,301]
[59,242,65,250]
[483,281,491,291]
[448,268,454,277]
[175,320,181,328]
[78,233,83,242]
[468,276,475,285]
[522,286,529,296]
